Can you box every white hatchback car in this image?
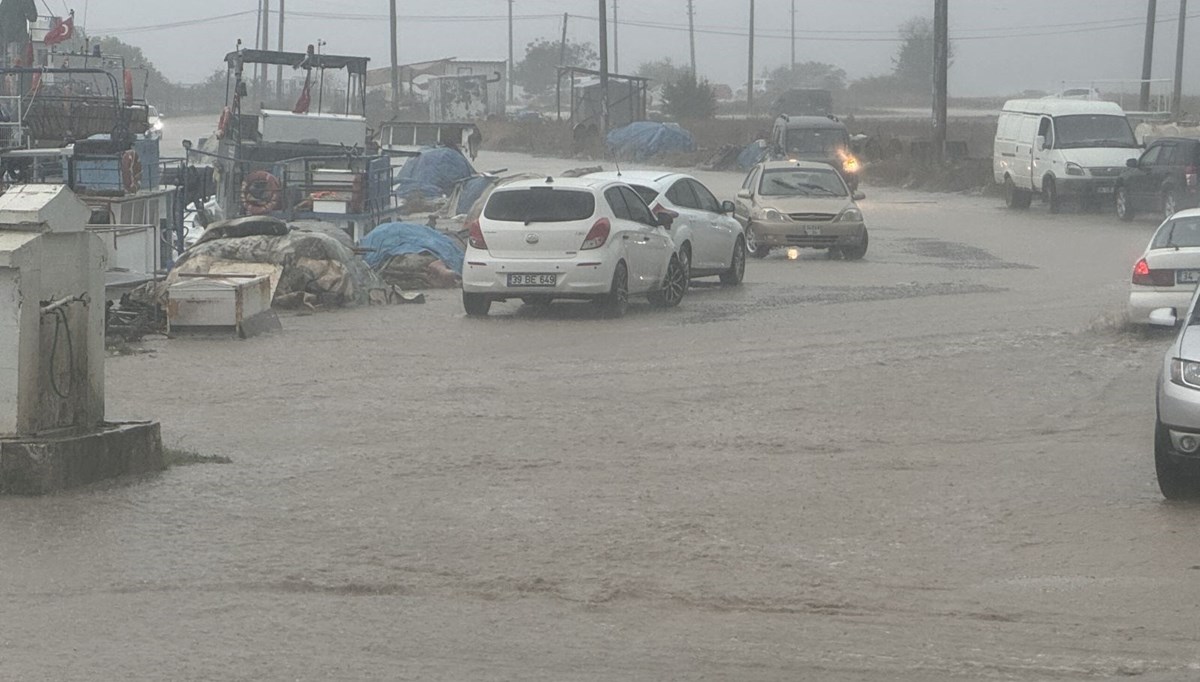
[461,177,688,317]
[1128,209,1200,324]
[586,171,746,285]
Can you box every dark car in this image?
[1116,137,1200,222]
[770,115,861,191]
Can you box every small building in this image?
[366,57,507,119]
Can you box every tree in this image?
[767,61,847,93]
[636,58,688,86]
[661,73,716,121]
[891,16,952,92]
[514,38,598,96]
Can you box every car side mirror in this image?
[737,189,752,200]
[720,200,736,213]
[1126,157,1139,168]
[1148,307,1178,327]
[852,191,866,201]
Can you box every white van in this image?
[993,99,1141,212]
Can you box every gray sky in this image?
[80,0,1197,98]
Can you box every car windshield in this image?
[629,184,659,205]
[1151,216,1200,249]
[484,188,595,223]
[759,168,847,197]
[783,128,848,155]
[1054,114,1138,149]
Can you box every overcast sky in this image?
[78,0,1198,98]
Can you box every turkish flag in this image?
[44,14,74,47]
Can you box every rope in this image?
[48,306,75,400]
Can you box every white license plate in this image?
[507,273,557,287]
[1096,186,1115,194]
[804,227,822,236]
[1178,269,1200,284]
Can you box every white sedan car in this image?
[1128,208,1200,324]
[587,170,746,285]
[461,176,688,317]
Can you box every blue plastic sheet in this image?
[393,147,474,199]
[605,122,695,161]
[737,141,770,171]
[359,221,465,274]
[455,175,495,215]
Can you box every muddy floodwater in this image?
[3,137,1199,680]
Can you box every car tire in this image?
[746,227,770,259]
[1004,176,1032,209]
[841,230,869,261]
[1116,186,1135,222]
[595,261,629,318]
[678,243,692,283]
[1044,177,1061,214]
[1155,417,1200,500]
[720,238,747,286]
[1164,191,1180,221]
[649,255,687,308]
[463,291,491,317]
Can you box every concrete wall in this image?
[0,269,19,435]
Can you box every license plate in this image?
[507,273,557,287]
[1178,269,1200,284]
[804,227,822,236]
[1096,186,1115,194]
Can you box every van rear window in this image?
[484,188,596,222]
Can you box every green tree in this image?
[661,73,716,121]
[636,57,689,86]
[891,17,952,92]
[514,38,598,96]
[768,62,847,93]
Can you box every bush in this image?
[662,74,717,122]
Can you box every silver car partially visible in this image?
[1150,290,1200,498]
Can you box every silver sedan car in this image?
[1150,291,1200,498]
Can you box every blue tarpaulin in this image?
[455,175,495,215]
[605,122,695,161]
[359,222,465,274]
[393,147,474,199]
[737,140,770,171]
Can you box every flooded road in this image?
[4,144,1199,680]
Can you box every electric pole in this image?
[276,0,285,103]
[1142,0,1158,111]
[612,0,619,74]
[747,0,755,119]
[687,0,696,76]
[599,0,609,132]
[933,0,948,164]
[508,0,515,104]
[390,0,400,111]
[1174,0,1188,116]
[559,13,569,66]
[790,0,796,69]
[260,0,270,96]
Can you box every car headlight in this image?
[1065,162,1085,176]
[834,207,863,223]
[841,155,860,174]
[753,207,789,222]
[153,120,164,131]
[1171,358,1200,389]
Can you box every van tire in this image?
[1116,186,1136,221]
[1004,177,1031,209]
[1164,191,1180,220]
[1044,177,1062,214]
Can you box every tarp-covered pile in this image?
[738,140,771,171]
[359,221,465,290]
[605,122,695,161]
[393,147,475,200]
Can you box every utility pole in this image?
[260,0,270,97]
[687,0,696,76]
[747,0,755,119]
[559,13,569,66]
[790,0,796,69]
[1142,0,1158,111]
[508,0,515,104]
[276,0,285,103]
[933,0,948,164]
[599,0,609,132]
[390,0,400,112]
[1174,0,1188,116]
[612,0,619,74]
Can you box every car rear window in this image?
[484,188,596,222]
[1152,216,1200,249]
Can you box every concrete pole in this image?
[613,0,619,74]
[260,0,270,96]
[933,0,948,164]
[390,0,400,111]
[747,0,755,119]
[1174,0,1188,116]
[599,0,609,132]
[508,0,515,104]
[276,0,285,103]
[1142,0,1158,111]
[688,0,696,76]
[790,0,796,69]
[559,12,569,65]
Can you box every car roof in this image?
[758,159,840,171]
[1001,98,1126,117]
[1169,208,1200,220]
[1148,137,1200,146]
[585,170,685,186]
[491,176,615,191]
[775,115,846,129]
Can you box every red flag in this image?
[292,77,311,114]
[44,13,74,47]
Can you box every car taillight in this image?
[581,218,611,250]
[467,219,487,250]
[1187,165,1198,188]
[1132,258,1176,286]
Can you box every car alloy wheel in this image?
[596,261,629,318]
[720,238,746,286]
[650,255,687,308]
[1116,186,1135,222]
[1165,192,1179,220]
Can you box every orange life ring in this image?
[241,170,282,215]
[120,150,142,194]
[215,106,232,140]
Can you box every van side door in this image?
[1031,116,1056,192]
[1013,115,1038,190]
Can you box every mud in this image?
[2,138,1196,680]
